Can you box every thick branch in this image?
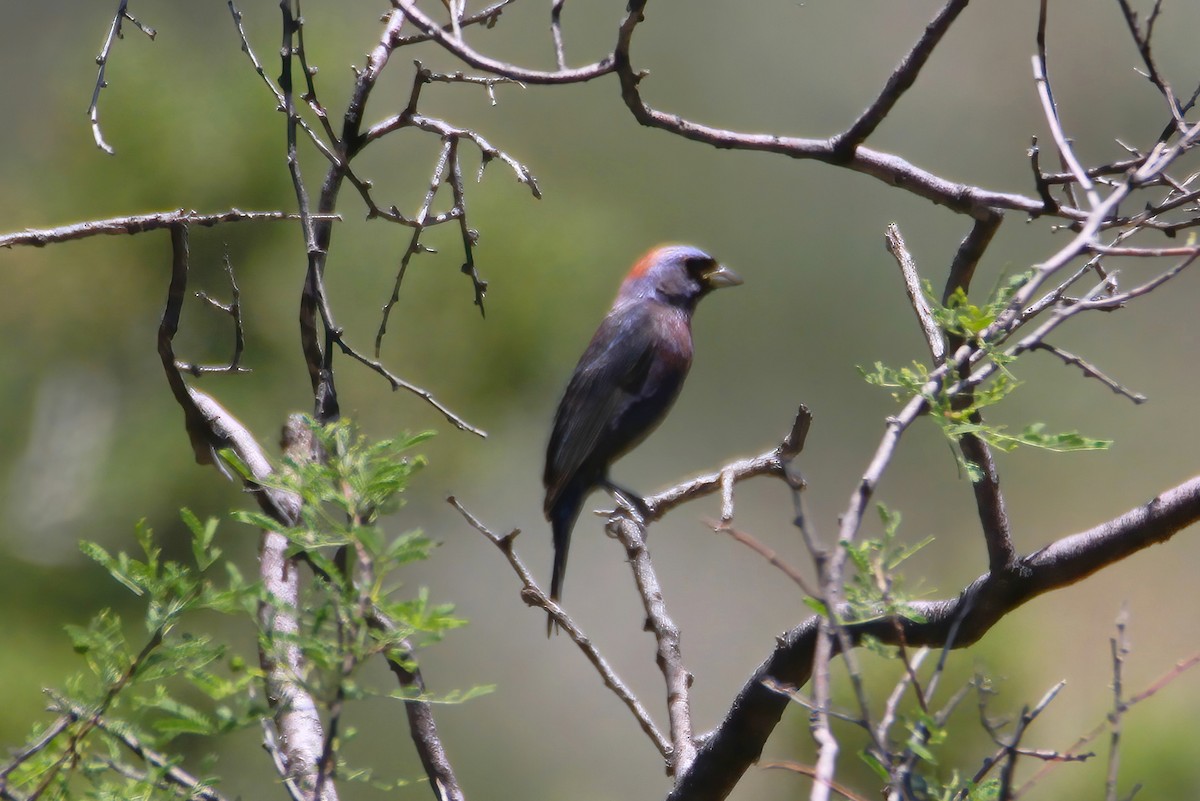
[942,213,1002,306]
[258,417,336,801]
[667,473,1200,801]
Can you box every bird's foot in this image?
[602,480,651,522]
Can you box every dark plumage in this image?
[543,244,742,633]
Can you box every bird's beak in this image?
[702,263,744,289]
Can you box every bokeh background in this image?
[2,1,1199,799]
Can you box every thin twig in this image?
[89,1,156,154]
[179,250,250,376]
[884,223,944,363]
[447,496,671,758]
[875,648,930,748]
[447,137,489,315]
[1017,650,1200,796]
[1116,0,1183,135]
[45,695,230,801]
[641,407,811,521]
[1105,607,1131,801]
[832,0,971,155]
[1032,342,1147,403]
[1032,4,1098,209]
[0,716,72,787]
[376,137,456,354]
[390,0,617,84]
[760,761,872,801]
[808,621,839,801]
[0,209,323,249]
[391,0,516,47]
[707,519,817,596]
[968,680,1069,800]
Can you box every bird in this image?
[543,244,742,634]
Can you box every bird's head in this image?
[616,244,743,312]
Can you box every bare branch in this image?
[447,497,671,758]
[391,0,516,47]
[1018,650,1200,796]
[1116,0,1183,135]
[259,416,337,801]
[447,137,489,315]
[332,338,488,437]
[613,4,1068,223]
[550,0,567,71]
[986,680,1069,798]
[874,649,930,749]
[377,137,457,354]
[708,520,817,596]
[960,433,1017,573]
[390,0,616,84]
[179,250,249,376]
[1033,0,1099,209]
[808,622,839,801]
[609,508,696,776]
[760,761,872,801]
[884,223,944,363]
[0,209,317,249]
[1105,607,1131,801]
[373,113,541,197]
[1032,342,1147,404]
[832,0,971,155]
[89,1,156,155]
[642,407,811,521]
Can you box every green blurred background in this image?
[2,1,1199,798]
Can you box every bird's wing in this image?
[543,308,658,512]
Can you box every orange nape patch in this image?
[624,244,679,281]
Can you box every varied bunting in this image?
[543,244,742,633]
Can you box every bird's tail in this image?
[546,486,584,637]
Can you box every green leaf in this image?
[967,779,1002,801]
[802,597,828,616]
[859,749,890,781]
[386,684,495,704]
[182,508,222,570]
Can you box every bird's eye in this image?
[684,257,715,276]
